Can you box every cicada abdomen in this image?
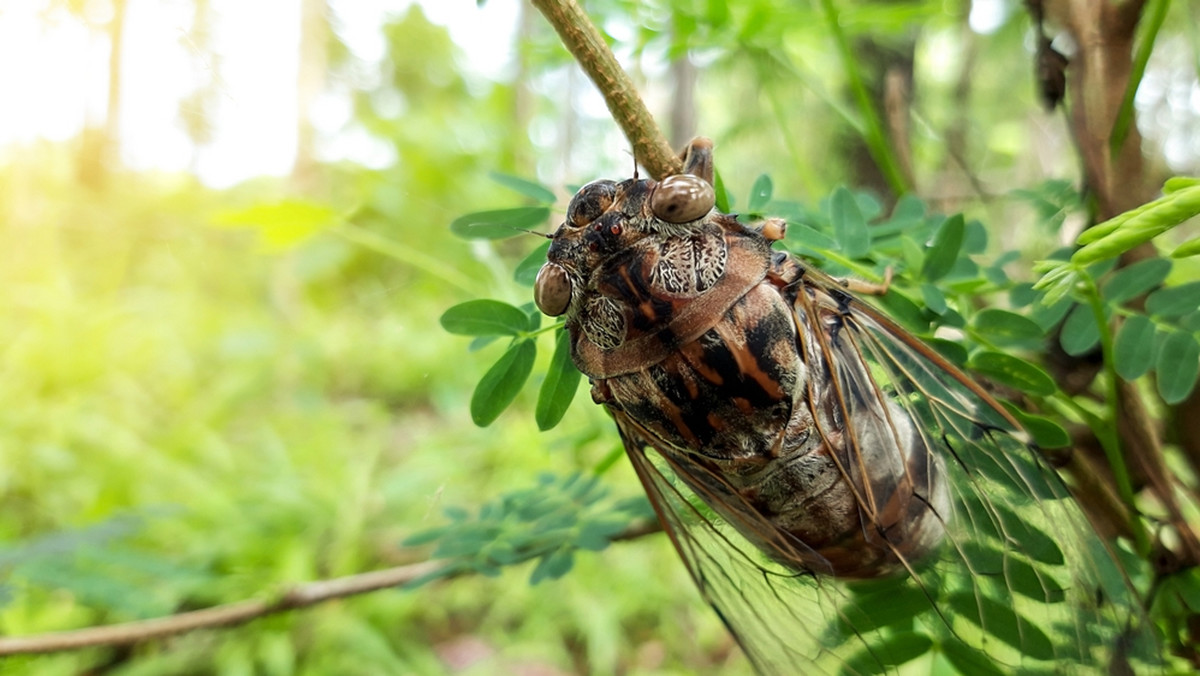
[534,138,1156,674]
[537,139,949,579]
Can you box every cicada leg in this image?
[842,267,893,296]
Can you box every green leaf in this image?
[450,207,551,240]
[1155,329,1200,404]
[713,168,731,213]
[1183,311,1200,332]
[920,283,947,315]
[470,340,536,426]
[1171,237,1200,258]
[1030,295,1074,331]
[786,224,839,252]
[213,200,339,251]
[1031,260,1083,306]
[488,171,557,204]
[899,235,925,274]
[747,174,773,212]
[536,330,582,431]
[963,218,988,254]
[921,214,965,282]
[1114,314,1156,380]
[883,194,925,232]
[1073,184,1200,263]
[837,583,930,636]
[514,241,551,286]
[841,632,932,675]
[927,337,968,367]
[1009,408,1071,448]
[1004,555,1067,603]
[875,291,929,333]
[1060,303,1101,356]
[1172,569,1200,612]
[996,504,1065,565]
[941,638,1006,676]
[969,351,1056,396]
[1165,177,1200,193]
[946,593,1054,660]
[1102,258,1171,304]
[1146,281,1200,317]
[1009,283,1038,308]
[831,186,871,259]
[529,548,574,584]
[972,308,1044,344]
[525,304,541,332]
[441,300,531,336]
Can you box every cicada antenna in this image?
[515,228,554,239]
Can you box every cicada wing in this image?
[794,273,1159,672]
[614,413,938,676]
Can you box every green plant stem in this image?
[1110,0,1171,156]
[810,247,887,282]
[332,223,481,297]
[1082,277,1150,555]
[530,0,682,179]
[523,321,565,340]
[761,66,821,200]
[812,0,910,195]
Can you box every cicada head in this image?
[534,138,722,322]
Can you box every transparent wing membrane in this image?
[614,268,1156,675]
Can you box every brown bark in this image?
[1042,0,1152,220]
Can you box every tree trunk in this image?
[78,0,127,187]
[292,0,329,188]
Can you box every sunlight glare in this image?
[0,0,518,187]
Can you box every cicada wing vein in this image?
[797,269,1158,671]
[607,266,1158,674]
[616,413,933,676]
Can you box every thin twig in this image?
[0,561,447,656]
[529,0,682,179]
[0,520,663,656]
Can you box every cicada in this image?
[532,138,1155,675]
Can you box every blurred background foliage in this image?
[0,0,1197,674]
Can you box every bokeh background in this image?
[1,0,1197,674]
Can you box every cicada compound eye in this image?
[650,174,715,224]
[567,180,617,228]
[534,263,572,317]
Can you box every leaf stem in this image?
[812,0,910,195]
[1110,0,1171,155]
[1081,275,1150,554]
[332,223,482,297]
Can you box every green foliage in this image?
[441,162,1197,673]
[1034,177,1200,404]
[7,1,1200,673]
[403,473,652,585]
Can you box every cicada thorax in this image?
[540,142,949,579]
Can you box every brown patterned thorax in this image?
[536,139,947,578]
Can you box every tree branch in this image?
[529,0,682,179]
[0,520,663,656]
[0,561,447,656]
